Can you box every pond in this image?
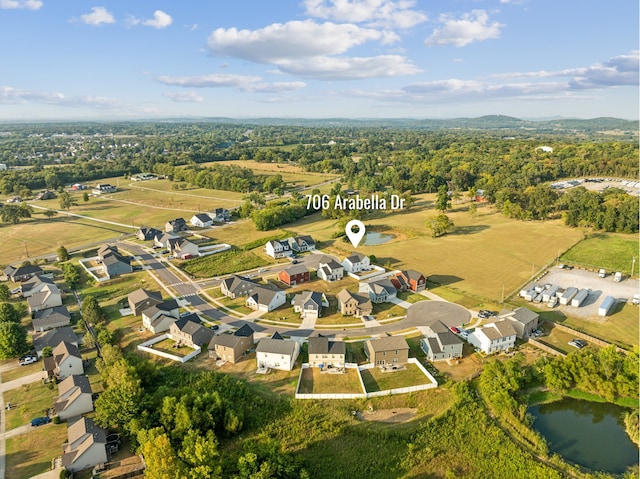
[364,232,395,246]
[529,398,638,474]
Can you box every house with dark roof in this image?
[153,232,178,249]
[288,235,315,253]
[167,237,199,259]
[34,190,56,200]
[365,336,410,366]
[292,291,328,319]
[141,299,180,334]
[467,320,517,354]
[421,320,463,361]
[208,324,254,363]
[33,326,79,358]
[278,264,310,286]
[136,226,162,241]
[359,278,397,303]
[97,245,132,278]
[265,239,292,259]
[27,282,62,313]
[3,264,43,282]
[337,289,373,317]
[210,208,230,222]
[169,313,214,348]
[317,260,344,282]
[54,375,93,421]
[497,307,539,339]
[165,217,188,233]
[20,274,55,298]
[44,341,83,379]
[128,288,163,316]
[245,286,286,312]
[342,252,370,273]
[220,275,257,299]
[391,269,427,292]
[61,417,108,473]
[308,337,346,369]
[256,332,300,371]
[190,213,214,228]
[32,305,71,332]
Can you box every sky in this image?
[0,0,638,120]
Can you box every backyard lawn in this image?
[360,363,434,393]
[297,367,364,394]
[150,337,195,357]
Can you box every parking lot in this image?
[525,267,639,318]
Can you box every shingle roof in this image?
[256,337,297,356]
[235,324,254,337]
[345,252,367,263]
[33,327,78,352]
[368,336,409,352]
[283,264,309,276]
[32,306,71,330]
[128,288,162,306]
[308,337,346,356]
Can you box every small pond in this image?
[529,398,638,474]
[364,232,395,246]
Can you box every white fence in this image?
[137,334,201,363]
[295,358,437,400]
[78,257,109,283]
[347,265,387,281]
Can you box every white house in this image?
[265,240,292,259]
[467,320,517,354]
[342,253,370,273]
[245,286,286,312]
[61,417,108,473]
[256,332,300,371]
[54,375,94,421]
[190,213,214,228]
[141,299,180,333]
[317,260,344,282]
[44,341,84,380]
[168,237,199,259]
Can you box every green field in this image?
[181,249,269,278]
[297,367,364,394]
[360,363,434,392]
[561,233,639,275]
[6,424,68,479]
[211,160,339,188]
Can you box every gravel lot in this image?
[524,267,640,318]
[556,178,640,197]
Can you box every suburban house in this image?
[365,336,410,366]
[210,208,230,222]
[32,305,71,332]
[208,324,254,363]
[421,320,464,361]
[168,237,199,259]
[44,341,84,379]
[154,232,178,249]
[97,245,132,278]
[307,337,346,369]
[21,274,55,298]
[288,235,315,253]
[245,286,287,312]
[391,270,427,292]
[91,183,116,194]
[467,320,517,354]
[27,282,63,313]
[165,217,188,233]
[141,299,180,334]
[220,275,257,299]
[342,253,370,273]
[336,289,373,317]
[256,332,301,371]
[265,239,292,259]
[317,260,344,282]
[34,190,56,200]
[359,278,397,303]
[278,264,310,286]
[497,307,540,339]
[3,264,43,282]
[292,291,329,319]
[169,313,214,348]
[61,417,108,473]
[128,288,163,316]
[54,375,94,421]
[33,327,79,358]
[136,226,162,241]
[190,213,214,228]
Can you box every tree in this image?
[95,359,144,432]
[81,295,105,324]
[42,346,53,358]
[0,284,10,302]
[138,429,186,479]
[62,263,80,289]
[57,245,69,262]
[178,430,222,479]
[82,192,89,202]
[435,185,451,212]
[58,191,78,211]
[427,214,455,238]
[43,209,57,219]
[0,322,28,359]
[1,203,32,224]
[0,303,21,323]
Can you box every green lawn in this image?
[216,295,254,315]
[181,249,269,278]
[561,233,639,275]
[360,363,434,392]
[6,424,68,479]
[150,338,195,357]
[4,382,57,430]
[1,361,43,383]
[297,367,364,394]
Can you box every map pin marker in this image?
[345,219,366,248]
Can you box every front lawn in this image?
[360,363,434,393]
[297,367,364,394]
[6,424,68,479]
[4,382,57,430]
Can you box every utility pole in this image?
[501,285,505,304]
[23,240,29,258]
[632,256,636,278]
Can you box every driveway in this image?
[0,371,46,392]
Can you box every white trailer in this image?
[542,285,560,303]
[560,287,578,306]
[598,296,615,316]
[571,289,590,307]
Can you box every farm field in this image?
[560,233,639,274]
[211,160,340,187]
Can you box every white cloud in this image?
[426,10,503,47]
[277,55,420,80]
[243,82,307,93]
[0,0,42,10]
[0,85,122,108]
[303,0,427,29]
[143,10,172,29]
[80,6,115,26]
[163,91,204,103]
[157,73,306,93]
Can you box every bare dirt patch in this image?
[357,408,418,423]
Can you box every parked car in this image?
[31,416,50,427]
[478,310,496,319]
[598,269,606,278]
[19,356,37,366]
[531,329,543,338]
[450,326,461,334]
[568,339,587,349]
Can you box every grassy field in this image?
[6,424,68,479]
[360,363,434,392]
[211,160,339,187]
[4,382,57,430]
[297,367,364,394]
[181,249,269,278]
[199,220,290,249]
[561,233,639,275]
[151,338,194,357]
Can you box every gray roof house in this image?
[497,307,540,339]
[169,313,214,348]
[54,375,93,421]
[190,213,214,228]
[97,245,132,278]
[32,305,71,332]
[27,282,63,313]
[317,260,344,282]
[208,323,254,363]
[165,217,188,233]
[20,274,55,298]
[359,278,397,303]
[421,320,463,361]
[292,291,328,319]
[220,275,257,299]
[61,417,108,473]
[128,288,163,316]
[365,336,410,366]
[3,264,43,282]
[288,235,315,252]
[136,226,162,241]
[33,326,79,358]
[44,341,83,379]
[141,299,180,333]
[245,286,286,312]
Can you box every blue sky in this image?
[0,0,637,120]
